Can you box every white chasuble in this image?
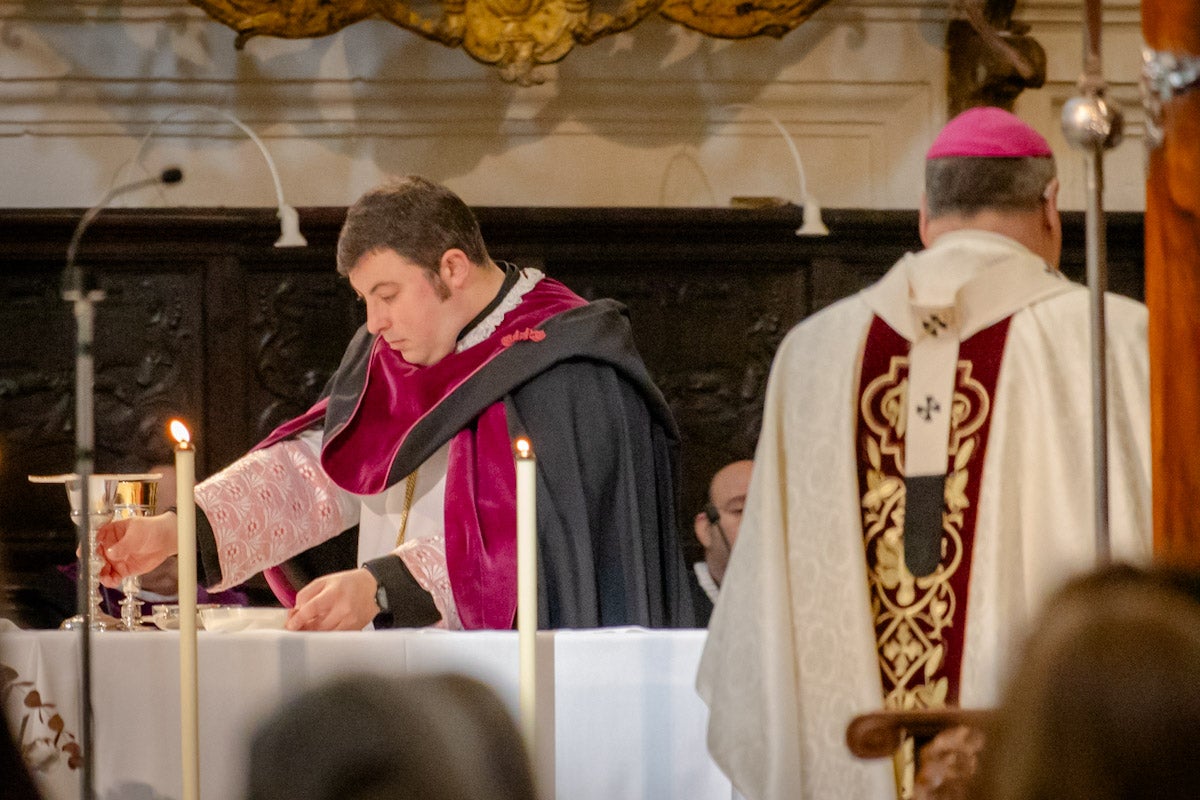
[697,230,1152,800]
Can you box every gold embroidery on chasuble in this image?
[856,316,1008,714]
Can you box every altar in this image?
[1,627,731,800]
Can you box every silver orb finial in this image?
[1061,94,1125,151]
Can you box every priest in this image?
[697,107,1151,799]
[98,175,694,631]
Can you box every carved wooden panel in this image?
[246,273,363,441]
[0,207,1146,623]
[0,262,204,581]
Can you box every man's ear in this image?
[694,512,712,549]
[1041,178,1060,230]
[918,193,932,248]
[438,248,473,290]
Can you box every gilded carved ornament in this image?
[658,0,833,40]
[185,0,834,84]
[185,0,1044,99]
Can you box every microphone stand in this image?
[62,269,102,800]
[63,167,182,799]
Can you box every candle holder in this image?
[113,478,160,630]
[29,472,163,632]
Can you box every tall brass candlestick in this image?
[169,419,199,800]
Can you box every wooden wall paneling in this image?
[243,266,363,444]
[0,207,1146,623]
[0,243,206,623]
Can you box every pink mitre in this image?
[927,106,1052,159]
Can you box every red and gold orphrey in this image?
[856,315,1011,711]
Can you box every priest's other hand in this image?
[286,567,379,631]
[96,512,179,588]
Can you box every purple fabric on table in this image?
[57,562,250,620]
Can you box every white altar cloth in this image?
[1,627,731,800]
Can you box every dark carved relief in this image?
[91,277,200,469]
[542,265,800,555]
[248,273,363,440]
[0,269,201,570]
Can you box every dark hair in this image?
[245,672,536,800]
[336,175,490,278]
[971,563,1200,800]
[924,156,1055,219]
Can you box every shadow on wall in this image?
[12,4,872,205]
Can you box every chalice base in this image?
[61,611,120,631]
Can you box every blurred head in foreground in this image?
[245,672,536,800]
[973,563,1200,800]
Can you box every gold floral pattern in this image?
[859,354,991,712]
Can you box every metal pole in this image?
[1061,0,1123,566]
[65,285,103,800]
[60,166,180,799]
[1084,147,1110,563]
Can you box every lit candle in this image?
[169,419,199,800]
[514,437,537,760]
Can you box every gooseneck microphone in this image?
[64,166,184,294]
[63,164,181,800]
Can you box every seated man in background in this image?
[691,459,752,626]
[99,175,694,631]
[698,107,1150,799]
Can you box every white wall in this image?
[0,0,1146,210]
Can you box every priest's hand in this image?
[96,512,179,588]
[286,567,379,631]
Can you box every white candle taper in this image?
[514,437,537,759]
[169,419,200,800]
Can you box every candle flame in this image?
[168,419,192,446]
[515,437,532,458]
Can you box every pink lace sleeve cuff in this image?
[195,439,354,591]
[397,535,462,630]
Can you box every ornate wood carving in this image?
[946,0,1046,115]
[248,274,362,439]
[658,0,832,40]
[373,0,663,85]
[189,0,662,85]
[185,0,374,48]
[188,0,998,89]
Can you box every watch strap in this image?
[361,554,441,629]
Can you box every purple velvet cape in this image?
[251,278,587,629]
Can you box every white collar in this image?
[694,561,721,603]
[862,230,1071,342]
[456,268,544,353]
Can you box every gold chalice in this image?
[112,478,160,630]
[28,472,162,631]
